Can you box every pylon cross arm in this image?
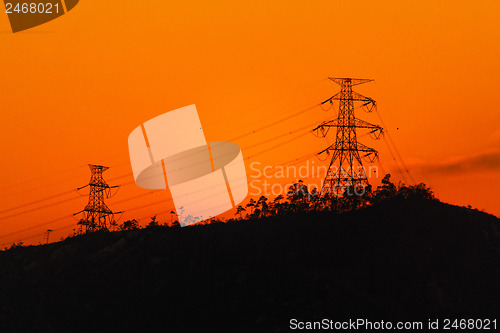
[321,91,375,105]
[352,118,383,130]
[356,142,378,154]
[314,118,382,131]
[328,77,373,86]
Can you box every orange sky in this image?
[1,0,500,246]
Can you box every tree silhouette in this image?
[147,215,159,228]
[286,180,310,212]
[6,241,24,250]
[373,174,398,203]
[121,219,139,231]
[257,196,268,217]
[245,198,256,214]
[235,205,246,219]
[98,174,436,230]
[232,173,437,220]
[77,219,89,234]
[269,194,285,215]
[273,194,284,203]
[287,180,309,200]
[170,211,177,225]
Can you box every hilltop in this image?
[0,197,499,332]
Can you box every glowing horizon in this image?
[1,0,500,246]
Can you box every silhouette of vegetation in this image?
[235,205,246,219]
[76,218,89,233]
[147,215,159,228]
[169,210,177,225]
[245,197,256,214]
[3,241,24,251]
[231,174,435,220]
[120,219,139,230]
[0,175,498,332]
[109,219,118,231]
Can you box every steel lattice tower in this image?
[74,164,120,232]
[313,78,383,196]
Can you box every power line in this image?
[374,108,415,184]
[0,196,81,221]
[0,214,72,242]
[1,82,405,243]
[1,81,329,205]
[204,78,328,128]
[2,145,330,244]
[0,103,323,218]
[229,104,318,141]
[0,120,317,227]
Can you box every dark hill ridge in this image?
[1,198,499,332]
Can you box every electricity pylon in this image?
[313,78,383,196]
[74,164,120,232]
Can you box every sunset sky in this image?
[1,0,499,246]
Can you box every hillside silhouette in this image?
[1,188,499,332]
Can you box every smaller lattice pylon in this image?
[74,164,121,232]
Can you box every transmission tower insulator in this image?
[361,101,376,113]
[369,128,383,140]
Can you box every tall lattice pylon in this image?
[74,164,120,232]
[313,78,383,196]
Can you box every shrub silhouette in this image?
[0,190,498,332]
[120,219,139,230]
[147,216,159,228]
[236,174,436,219]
